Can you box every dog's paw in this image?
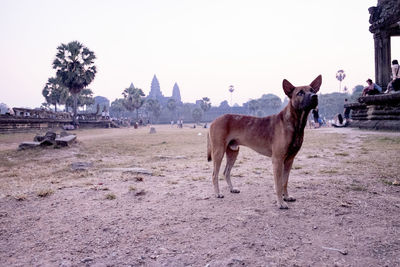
[216,193,224,198]
[284,197,296,202]
[279,203,289,209]
[230,189,240,194]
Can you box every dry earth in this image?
[0,125,400,266]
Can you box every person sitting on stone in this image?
[343,98,351,121]
[362,79,381,96]
[386,59,400,93]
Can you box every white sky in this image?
[1,0,398,108]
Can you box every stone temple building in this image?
[147,74,182,105]
[368,0,400,90]
[345,0,400,130]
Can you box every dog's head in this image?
[282,75,321,111]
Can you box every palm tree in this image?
[78,88,95,110]
[122,86,145,121]
[192,108,203,124]
[52,41,97,124]
[167,98,177,121]
[110,98,125,118]
[145,99,161,123]
[64,88,95,112]
[42,77,69,112]
[336,70,346,92]
[200,97,211,121]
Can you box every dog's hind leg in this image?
[223,146,240,194]
[212,148,225,198]
[282,158,296,202]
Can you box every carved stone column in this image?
[373,31,391,91]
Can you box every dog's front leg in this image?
[283,158,296,202]
[272,157,288,209]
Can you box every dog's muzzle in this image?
[310,93,318,107]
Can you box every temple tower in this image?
[172,82,182,103]
[148,75,163,99]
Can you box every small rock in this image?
[81,257,93,263]
[103,167,152,175]
[18,141,40,150]
[135,190,146,196]
[71,162,93,171]
[63,124,75,130]
[60,131,69,137]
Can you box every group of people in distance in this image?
[362,59,400,96]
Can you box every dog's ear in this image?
[282,79,295,98]
[310,75,322,93]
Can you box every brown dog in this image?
[207,75,322,209]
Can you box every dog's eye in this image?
[297,90,304,96]
[310,88,315,93]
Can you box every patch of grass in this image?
[328,179,343,185]
[334,152,349,157]
[129,185,136,191]
[376,136,400,144]
[346,184,367,192]
[152,171,165,177]
[293,165,302,170]
[382,179,400,186]
[167,180,178,185]
[307,155,319,158]
[105,193,116,200]
[320,169,338,174]
[37,189,54,198]
[192,176,206,181]
[301,171,311,175]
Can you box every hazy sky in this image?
[1,0,398,108]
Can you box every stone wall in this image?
[0,116,116,134]
[0,117,72,134]
[345,92,400,130]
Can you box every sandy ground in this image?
[0,125,400,266]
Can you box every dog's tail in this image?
[207,132,212,162]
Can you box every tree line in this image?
[41,41,364,124]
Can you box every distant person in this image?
[362,79,381,96]
[343,98,351,120]
[386,59,400,93]
[332,113,347,127]
[312,107,320,128]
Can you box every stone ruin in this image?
[345,1,400,131]
[0,107,118,134]
[346,92,400,130]
[18,131,77,150]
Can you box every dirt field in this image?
[0,125,399,266]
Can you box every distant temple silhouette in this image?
[172,82,182,103]
[147,74,182,105]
